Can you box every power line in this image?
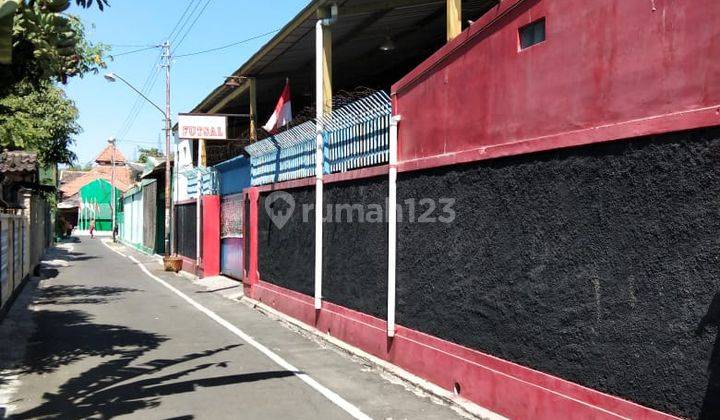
[170,0,204,45]
[114,51,163,140]
[111,0,195,146]
[110,45,159,58]
[117,66,163,140]
[167,0,199,42]
[173,29,279,58]
[108,43,156,48]
[117,138,165,144]
[115,65,160,138]
[172,0,213,54]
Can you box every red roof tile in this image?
[95,144,127,164]
[59,165,134,198]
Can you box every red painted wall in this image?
[250,278,678,420]
[201,195,221,277]
[246,188,259,290]
[392,0,720,171]
[242,185,679,419]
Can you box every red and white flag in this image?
[262,79,292,133]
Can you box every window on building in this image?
[519,18,546,50]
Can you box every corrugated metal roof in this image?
[191,0,498,122]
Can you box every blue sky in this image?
[64,0,308,165]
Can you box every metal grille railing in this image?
[221,192,244,239]
[246,121,316,186]
[185,166,219,197]
[244,92,391,186]
[320,90,391,173]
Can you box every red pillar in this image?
[247,188,260,295]
[201,195,221,277]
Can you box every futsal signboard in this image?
[178,114,228,140]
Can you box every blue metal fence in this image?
[245,91,391,186]
[185,166,219,197]
[246,121,316,186]
[321,90,391,173]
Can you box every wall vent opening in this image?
[519,18,546,50]
[453,382,462,396]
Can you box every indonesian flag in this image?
[262,80,292,133]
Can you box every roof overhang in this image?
[191,0,498,121]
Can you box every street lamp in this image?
[108,137,117,242]
[104,41,174,260]
[104,72,166,116]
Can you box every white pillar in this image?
[196,171,203,271]
[314,6,336,310]
[314,19,325,310]
[387,115,401,337]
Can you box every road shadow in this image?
[37,245,98,280]
[698,291,720,420]
[2,238,297,419]
[16,309,167,377]
[5,306,290,419]
[33,284,140,306]
[9,324,289,420]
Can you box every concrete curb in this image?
[239,296,504,420]
[111,241,501,420]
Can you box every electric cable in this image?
[173,29,279,58]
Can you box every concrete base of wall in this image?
[117,239,154,256]
[248,279,678,420]
[0,274,31,323]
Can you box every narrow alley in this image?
[0,237,473,420]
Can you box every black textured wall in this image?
[396,127,720,419]
[257,187,315,296]
[174,202,196,259]
[256,178,389,318]
[323,177,388,319]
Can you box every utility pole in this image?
[108,137,117,242]
[162,40,173,256]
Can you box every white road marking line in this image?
[101,240,372,420]
[101,239,127,258]
[0,373,21,415]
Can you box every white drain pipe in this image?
[387,115,401,337]
[314,7,337,310]
[314,19,324,310]
[196,171,202,272]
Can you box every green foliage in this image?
[0,81,79,164]
[137,147,163,164]
[66,161,91,171]
[0,1,19,64]
[0,0,110,167]
[0,0,110,95]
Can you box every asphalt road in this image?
[0,237,469,420]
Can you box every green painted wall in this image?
[78,179,122,232]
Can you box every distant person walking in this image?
[89,219,95,239]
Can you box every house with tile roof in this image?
[58,145,140,232]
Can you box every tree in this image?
[0,0,110,95]
[66,161,92,171]
[137,147,164,164]
[0,0,109,165]
[0,80,80,165]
